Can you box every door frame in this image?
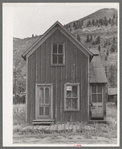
[90,84,104,119]
[35,83,53,120]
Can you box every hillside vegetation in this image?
[13,8,118,95]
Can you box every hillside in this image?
[13,8,118,94]
[64,8,117,30]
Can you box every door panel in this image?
[36,84,53,119]
[91,85,103,118]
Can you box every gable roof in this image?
[90,55,107,83]
[22,21,93,60]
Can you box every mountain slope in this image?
[13,8,118,94]
[64,8,117,30]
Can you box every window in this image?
[64,83,80,111]
[91,85,102,103]
[51,43,65,65]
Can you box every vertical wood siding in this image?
[27,57,31,122]
[27,29,89,123]
[103,84,107,117]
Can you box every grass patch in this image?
[13,102,117,139]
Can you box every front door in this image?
[91,84,103,119]
[35,84,53,119]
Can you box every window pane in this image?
[45,107,49,115]
[67,91,71,97]
[39,87,44,103]
[98,85,102,93]
[98,94,102,102]
[72,98,77,109]
[58,55,63,64]
[53,44,57,53]
[92,86,96,93]
[53,55,57,64]
[66,99,71,109]
[58,44,63,53]
[92,94,97,102]
[45,88,49,104]
[72,86,77,97]
[39,107,44,115]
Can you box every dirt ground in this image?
[13,133,117,145]
[13,102,118,145]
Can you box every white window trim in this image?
[91,85,103,103]
[64,83,80,111]
[51,43,65,66]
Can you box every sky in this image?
[4,3,119,39]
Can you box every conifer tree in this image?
[86,35,90,43]
[96,36,100,44]
[98,45,101,52]
[108,64,117,87]
[113,36,116,43]
[108,18,112,24]
[92,19,95,26]
[106,49,109,56]
[87,20,91,27]
[113,14,115,19]
[90,35,92,42]
[105,55,107,61]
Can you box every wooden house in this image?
[22,21,107,124]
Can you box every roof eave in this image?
[21,54,26,61]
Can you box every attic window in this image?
[64,83,80,111]
[51,43,65,65]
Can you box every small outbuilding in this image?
[89,49,108,120]
[108,88,117,103]
[22,21,107,124]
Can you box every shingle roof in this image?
[90,55,107,83]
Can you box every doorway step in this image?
[32,119,54,125]
[89,119,107,124]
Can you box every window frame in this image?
[91,84,103,103]
[64,83,80,111]
[51,43,65,66]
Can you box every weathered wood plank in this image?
[27,56,31,123]
[66,39,71,82]
[46,37,51,83]
[36,46,41,83]
[30,52,36,122]
[60,67,63,122]
[57,67,61,121]
[41,42,46,83]
[81,54,88,122]
[55,67,57,122]
[71,43,73,83]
